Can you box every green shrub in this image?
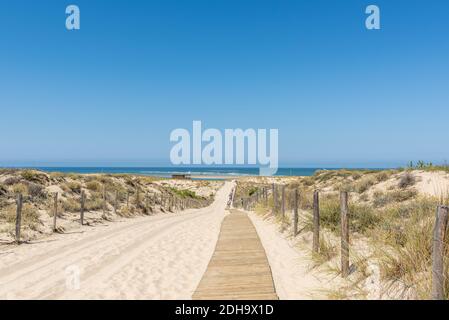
[169,187,199,199]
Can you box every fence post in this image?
[431,205,449,300]
[292,188,298,237]
[102,185,107,219]
[265,187,268,207]
[15,194,23,244]
[281,185,285,217]
[313,190,320,254]
[168,195,172,212]
[146,196,150,214]
[53,193,58,232]
[114,190,118,214]
[126,191,130,208]
[340,191,350,277]
[272,183,276,215]
[136,188,140,208]
[80,190,85,225]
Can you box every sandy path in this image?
[0,182,234,300]
[248,212,335,300]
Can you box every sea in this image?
[7,167,381,179]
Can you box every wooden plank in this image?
[193,209,278,300]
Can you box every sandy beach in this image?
[0,181,234,299]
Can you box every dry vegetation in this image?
[0,169,222,243]
[236,168,449,300]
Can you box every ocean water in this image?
[19,167,327,177]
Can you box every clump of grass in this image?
[398,172,416,189]
[319,194,341,232]
[350,203,380,233]
[372,191,391,208]
[302,177,314,187]
[375,171,391,183]
[20,170,48,184]
[85,195,104,211]
[1,204,41,230]
[354,177,376,194]
[313,235,338,265]
[319,194,380,234]
[86,181,102,192]
[20,170,38,181]
[388,189,417,202]
[62,198,81,212]
[373,189,418,208]
[339,183,355,193]
[10,183,28,195]
[373,197,448,299]
[66,181,82,194]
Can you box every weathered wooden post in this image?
[146,196,150,215]
[136,188,140,208]
[272,183,276,215]
[126,191,130,208]
[168,195,172,212]
[265,187,268,207]
[340,191,350,277]
[15,194,23,244]
[53,193,58,232]
[292,188,299,237]
[80,190,85,225]
[281,185,285,217]
[313,190,320,254]
[114,190,118,214]
[431,205,449,300]
[102,186,107,219]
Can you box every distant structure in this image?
[172,174,191,180]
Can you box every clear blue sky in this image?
[0,0,448,168]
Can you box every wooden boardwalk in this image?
[193,209,278,300]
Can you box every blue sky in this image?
[0,0,448,168]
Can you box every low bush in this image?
[398,172,416,189]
